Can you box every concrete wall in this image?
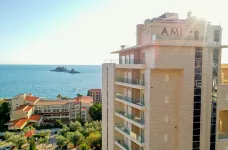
[102,63,115,150]
[11,94,25,111]
[136,18,221,46]
[149,69,182,150]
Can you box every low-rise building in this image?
[89,89,102,103]
[6,94,93,130]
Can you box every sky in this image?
[0,0,228,65]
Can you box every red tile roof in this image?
[10,118,28,128]
[74,96,93,104]
[14,105,34,111]
[29,114,42,121]
[14,105,27,111]
[25,94,39,102]
[24,130,35,137]
[24,106,34,112]
[89,89,101,92]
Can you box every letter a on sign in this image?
[161,27,168,35]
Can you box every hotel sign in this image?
[161,27,182,36]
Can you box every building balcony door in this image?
[130,54,134,64]
[126,55,130,64]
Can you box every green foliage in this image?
[4,131,15,141]
[59,124,70,136]
[0,102,10,131]
[38,137,48,150]
[87,90,91,96]
[38,130,50,138]
[56,135,67,148]
[57,94,62,99]
[29,137,36,150]
[61,96,70,100]
[89,103,102,121]
[79,142,90,150]
[65,131,84,147]
[55,119,63,128]
[59,121,101,149]
[23,126,35,133]
[86,131,101,150]
[77,94,83,97]
[11,134,27,149]
[69,121,82,132]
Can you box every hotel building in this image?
[6,93,93,130]
[102,12,228,150]
[89,89,102,103]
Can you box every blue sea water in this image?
[0,65,101,99]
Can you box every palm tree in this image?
[57,94,62,100]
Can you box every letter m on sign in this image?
[171,28,179,36]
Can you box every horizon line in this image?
[0,64,102,66]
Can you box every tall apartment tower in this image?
[102,12,228,150]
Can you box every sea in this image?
[0,65,101,99]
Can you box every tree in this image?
[57,94,62,100]
[0,102,10,131]
[11,134,27,149]
[69,121,82,132]
[38,137,48,150]
[4,131,15,141]
[89,103,102,121]
[39,130,50,138]
[66,131,84,147]
[87,90,91,96]
[55,119,63,128]
[61,96,70,100]
[56,135,67,150]
[59,124,70,136]
[86,131,101,150]
[79,142,90,150]
[29,137,36,150]
[77,94,83,97]
[23,126,35,133]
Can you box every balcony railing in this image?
[116,124,144,143]
[115,138,129,150]
[218,133,228,139]
[119,59,145,64]
[116,77,145,86]
[116,93,145,106]
[116,109,145,125]
[152,34,207,41]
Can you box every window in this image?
[164,134,168,142]
[164,96,169,104]
[164,115,169,122]
[194,30,199,40]
[165,74,169,82]
[214,30,220,42]
[121,56,125,64]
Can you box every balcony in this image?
[108,58,146,69]
[218,133,228,140]
[115,138,129,150]
[152,34,207,41]
[115,109,145,128]
[115,93,146,110]
[115,124,144,146]
[115,77,145,89]
[151,34,207,45]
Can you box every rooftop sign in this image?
[161,27,182,36]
